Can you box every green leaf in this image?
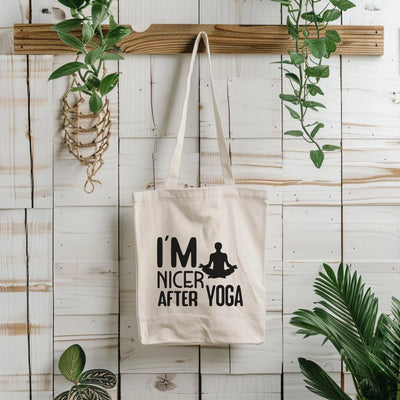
[89,91,103,113]
[85,47,103,65]
[68,384,111,400]
[307,84,324,96]
[92,2,108,29]
[330,0,356,11]
[325,39,337,54]
[100,53,124,61]
[285,72,300,85]
[284,130,303,137]
[298,358,352,400]
[54,391,70,400]
[307,39,326,59]
[86,75,101,90]
[322,9,342,22]
[326,30,341,43]
[70,85,88,92]
[58,344,86,382]
[302,100,326,110]
[104,26,131,49]
[285,105,301,120]
[78,369,117,388]
[301,11,323,23]
[48,62,87,80]
[280,94,300,104]
[52,19,82,33]
[288,50,304,65]
[305,65,330,78]
[109,15,118,31]
[57,32,87,53]
[322,144,341,151]
[310,149,324,168]
[81,22,94,44]
[58,0,85,8]
[311,123,324,138]
[286,16,298,39]
[99,72,120,96]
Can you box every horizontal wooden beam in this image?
[14,24,384,56]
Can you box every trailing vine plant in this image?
[49,0,131,113]
[270,0,355,168]
[54,344,117,400]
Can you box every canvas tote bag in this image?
[132,31,268,345]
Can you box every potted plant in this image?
[291,263,400,399]
[54,344,116,400]
[49,0,131,193]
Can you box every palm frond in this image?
[298,358,352,400]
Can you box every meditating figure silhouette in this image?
[199,242,237,279]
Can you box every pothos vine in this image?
[269,0,355,168]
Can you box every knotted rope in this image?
[61,75,111,193]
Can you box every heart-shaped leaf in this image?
[89,92,103,114]
[310,149,325,168]
[305,65,330,79]
[288,50,305,65]
[307,84,324,96]
[330,0,356,11]
[307,39,326,59]
[79,369,117,389]
[58,344,86,382]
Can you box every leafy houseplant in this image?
[270,0,356,168]
[55,344,117,400]
[49,0,131,113]
[291,264,400,400]
[49,0,131,192]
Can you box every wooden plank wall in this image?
[0,0,399,399]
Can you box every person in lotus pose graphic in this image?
[199,242,237,279]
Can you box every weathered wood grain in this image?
[202,374,281,400]
[342,0,400,139]
[29,56,53,208]
[27,209,53,400]
[13,24,384,55]
[343,205,400,261]
[0,210,30,399]
[343,139,400,205]
[0,56,31,208]
[121,373,198,400]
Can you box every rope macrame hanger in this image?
[61,61,111,193]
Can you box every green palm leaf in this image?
[291,264,399,400]
[298,358,352,400]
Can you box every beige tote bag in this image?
[132,32,268,345]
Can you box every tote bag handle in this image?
[165,31,235,189]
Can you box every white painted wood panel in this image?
[27,209,53,400]
[0,57,31,208]
[0,210,30,399]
